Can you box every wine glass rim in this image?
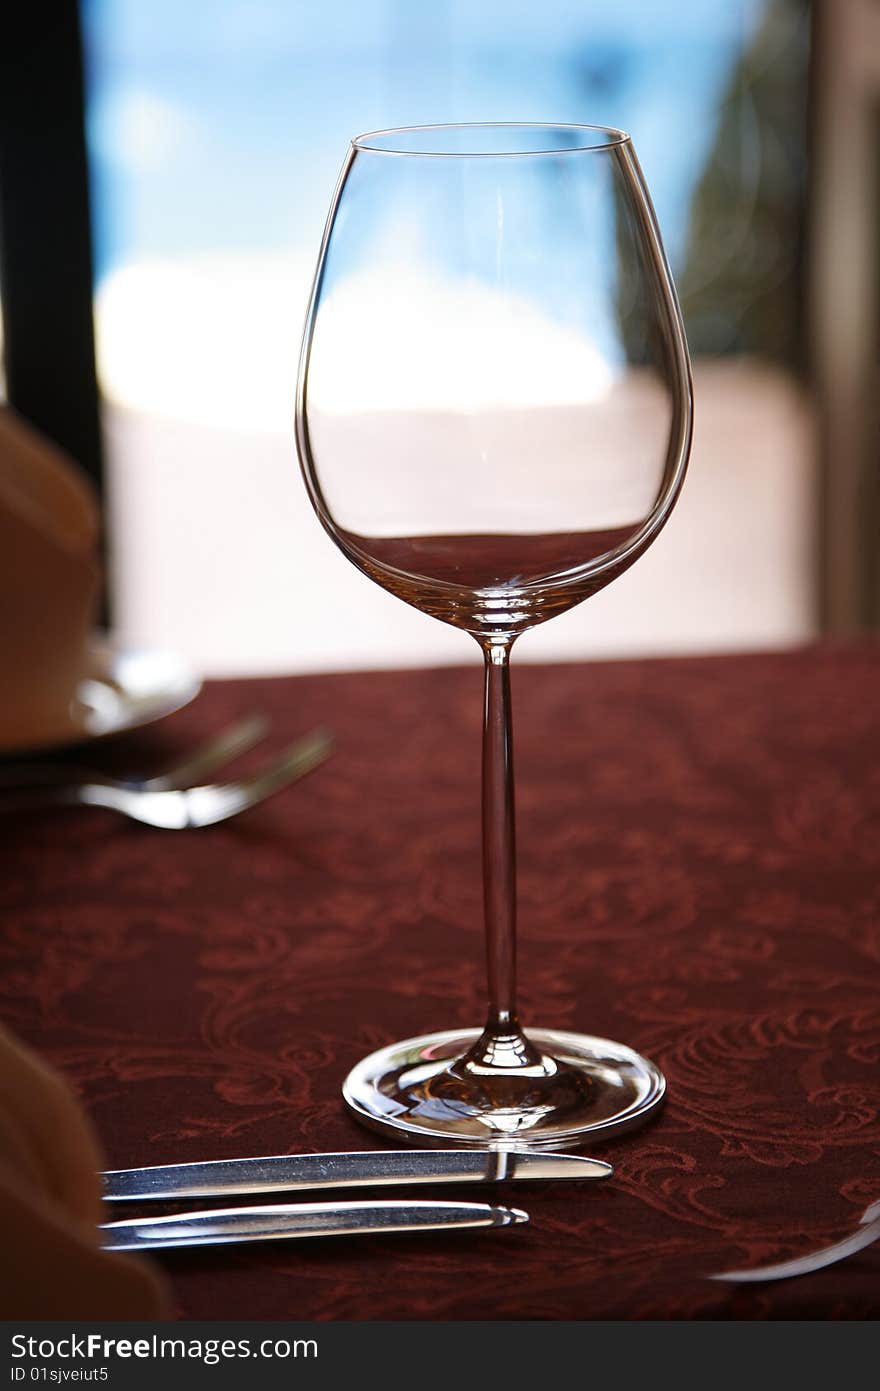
[351,122,631,157]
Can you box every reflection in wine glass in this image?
[297,124,693,1148]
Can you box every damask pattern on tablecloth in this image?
[1,645,878,1318]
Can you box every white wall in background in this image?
[105,348,816,676]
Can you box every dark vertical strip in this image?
[805,0,826,632]
[0,2,103,498]
[871,98,880,630]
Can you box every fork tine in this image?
[181,728,335,828]
[141,714,271,790]
[0,728,334,828]
[233,728,334,802]
[0,715,271,792]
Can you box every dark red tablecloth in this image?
[2,645,879,1319]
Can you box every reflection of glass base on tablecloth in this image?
[343,1027,665,1149]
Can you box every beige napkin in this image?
[0,407,101,749]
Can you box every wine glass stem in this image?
[481,638,519,1032]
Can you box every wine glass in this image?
[296,123,693,1148]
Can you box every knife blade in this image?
[102,1148,612,1202]
[101,1198,528,1251]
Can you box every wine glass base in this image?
[342,1027,665,1150]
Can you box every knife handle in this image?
[102,1199,529,1251]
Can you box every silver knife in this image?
[102,1148,612,1202]
[102,1198,528,1251]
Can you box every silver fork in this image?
[0,714,270,792]
[0,728,334,828]
[709,1200,880,1283]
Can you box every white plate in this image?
[0,635,202,755]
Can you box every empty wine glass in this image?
[296,123,693,1148]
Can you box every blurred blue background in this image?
[82,0,769,286]
[77,0,816,675]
